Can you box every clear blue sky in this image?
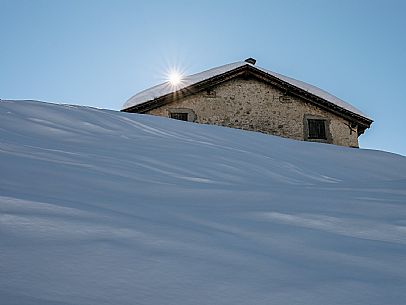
[1,0,405,155]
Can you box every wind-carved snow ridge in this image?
[256,212,406,245]
[0,99,405,305]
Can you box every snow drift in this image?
[0,100,405,305]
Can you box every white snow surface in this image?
[123,61,370,119]
[1,100,405,305]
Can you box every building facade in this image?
[122,59,372,147]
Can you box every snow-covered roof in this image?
[123,60,370,120]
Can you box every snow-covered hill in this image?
[1,100,406,305]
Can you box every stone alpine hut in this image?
[122,58,373,147]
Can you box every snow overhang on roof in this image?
[122,59,373,124]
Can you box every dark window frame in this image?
[167,108,197,122]
[170,112,188,121]
[303,115,332,143]
[307,119,327,140]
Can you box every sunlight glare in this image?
[168,70,183,86]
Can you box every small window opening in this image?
[308,119,326,139]
[170,112,188,121]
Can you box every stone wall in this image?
[147,76,359,147]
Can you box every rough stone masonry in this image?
[147,77,359,147]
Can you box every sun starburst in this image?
[168,70,183,86]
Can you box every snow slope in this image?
[1,100,405,305]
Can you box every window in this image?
[170,112,188,121]
[304,115,331,143]
[307,119,326,139]
[167,108,196,122]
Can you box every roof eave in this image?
[244,65,373,129]
[122,64,373,131]
[122,65,248,113]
